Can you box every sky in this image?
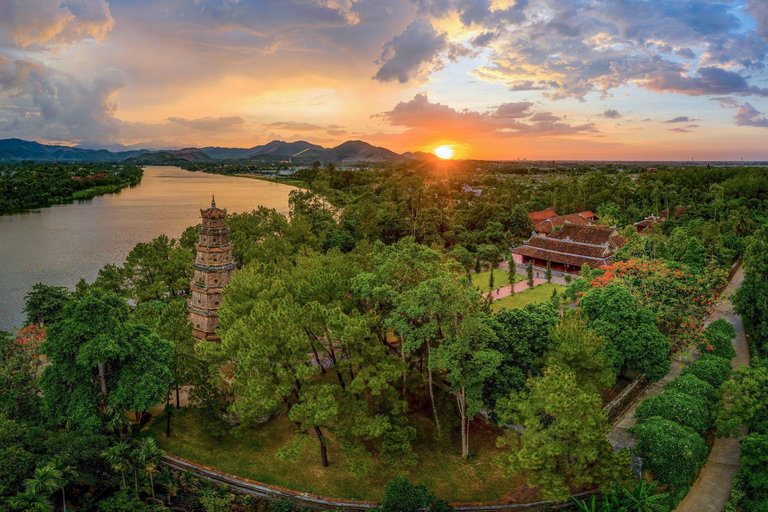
[2,0,768,160]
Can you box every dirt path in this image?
[483,278,547,300]
[674,265,748,512]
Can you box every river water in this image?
[0,166,297,331]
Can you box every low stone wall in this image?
[603,374,650,424]
[161,453,598,511]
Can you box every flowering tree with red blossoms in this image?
[586,259,726,348]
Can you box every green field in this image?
[471,268,524,293]
[491,283,567,312]
[146,409,526,503]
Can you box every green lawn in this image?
[491,283,567,312]
[471,268,524,293]
[146,408,526,503]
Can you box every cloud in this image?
[373,20,454,83]
[645,67,768,97]
[675,48,696,59]
[0,0,114,48]
[664,116,696,123]
[668,128,692,133]
[0,56,123,142]
[603,109,621,119]
[734,102,768,127]
[378,93,596,139]
[265,121,325,131]
[745,0,768,40]
[167,116,246,131]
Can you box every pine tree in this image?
[545,257,552,283]
[526,260,534,288]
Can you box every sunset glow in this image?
[1,1,768,159]
[434,145,455,160]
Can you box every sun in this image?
[434,145,455,159]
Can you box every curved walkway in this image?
[674,265,749,512]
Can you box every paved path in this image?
[674,265,748,512]
[483,278,547,301]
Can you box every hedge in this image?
[635,391,711,435]
[700,319,737,360]
[630,417,709,487]
[682,355,732,389]
[665,374,718,406]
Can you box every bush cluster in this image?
[632,345,733,489]
[682,354,732,388]
[700,319,737,360]
[635,391,710,435]
[630,418,709,487]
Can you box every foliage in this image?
[718,359,768,437]
[570,481,668,512]
[634,391,711,435]
[629,418,709,487]
[23,284,71,326]
[700,319,737,360]
[497,364,628,502]
[97,487,163,512]
[382,477,431,512]
[681,355,732,389]
[664,375,718,406]
[579,284,670,381]
[39,290,173,434]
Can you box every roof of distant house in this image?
[662,206,688,219]
[528,207,558,223]
[580,210,595,218]
[534,212,593,234]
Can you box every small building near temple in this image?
[188,197,236,342]
[511,224,627,275]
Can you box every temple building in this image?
[527,207,598,235]
[188,197,236,342]
[511,224,627,275]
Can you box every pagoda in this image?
[188,196,236,342]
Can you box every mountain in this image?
[0,138,151,162]
[0,138,426,164]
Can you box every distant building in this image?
[188,197,236,342]
[511,224,627,275]
[533,212,594,235]
[634,216,663,233]
[579,210,596,221]
[528,207,558,224]
[662,206,688,219]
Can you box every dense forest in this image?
[0,163,143,211]
[2,162,768,511]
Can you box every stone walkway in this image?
[674,265,749,512]
[483,278,547,300]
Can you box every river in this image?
[0,166,297,331]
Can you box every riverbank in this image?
[234,173,309,189]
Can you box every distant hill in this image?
[0,138,432,164]
[0,138,150,162]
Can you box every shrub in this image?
[700,319,737,360]
[630,418,709,486]
[382,477,431,512]
[666,374,718,405]
[682,355,732,389]
[270,500,295,512]
[635,391,711,435]
[740,433,768,503]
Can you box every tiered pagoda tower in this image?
[188,197,236,342]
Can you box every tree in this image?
[103,441,132,488]
[545,256,552,282]
[137,437,164,500]
[526,260,534,288]
[635,391,711,435]
[543,313,615,393]
[382,477,429,512]
[39,290,173,433]
[497,365,628,501]
[700,319,736,360]
[681,355,732,389]
[23,284,70,326]
[629,417,708,486]
[718,360,768,437]
[431,316,501,457]
[7,488,53,512]
[579,284,670,381]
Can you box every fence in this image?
[603,374,650,424]
[160,453,598,512]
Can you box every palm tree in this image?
[137,438,165,500]
[103,441,132,487]
[622,480,668,512]
[7,489,53,512]
[51,460,76,512]
[24,465,62,499]
[732,206,753,237]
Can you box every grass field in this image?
[491,283,567,312]
[471,268,524,293]
[146,409,526,503]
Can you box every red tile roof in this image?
[511,225,627,270]
[528,207,558,223]
[534,213,593,234]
